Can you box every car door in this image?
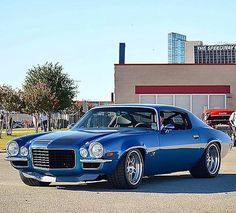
[155,110,202,174]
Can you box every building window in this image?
[209,95,225,108]
[175,95,190,110]
[139,95,156,104]
[192,95,208,117]
[156,95,173,105]
[139,94,226,118]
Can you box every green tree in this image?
[23,82,60,132]
[0,85,23,112]
[0,85,23,136]
[23,62,77,130]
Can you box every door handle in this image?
[193,135,200,139]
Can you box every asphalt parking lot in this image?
[1,149,236,213]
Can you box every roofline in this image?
[93,103,190,112]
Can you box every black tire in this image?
[19,172,50,186]
[190,143,221,178]
[108,149,144,189]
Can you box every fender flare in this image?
[119,145,147,160]
[206,140,221,150]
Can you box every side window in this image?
[160,110,192,130]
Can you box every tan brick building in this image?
[114,64,236,117]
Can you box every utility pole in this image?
[74,80,81,101]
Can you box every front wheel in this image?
[190,143,221,178]
[19,172,51,186]
[108,149,144,189]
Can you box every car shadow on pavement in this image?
[55,173,236,194]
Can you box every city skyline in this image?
[1,0,236,100]
[168,32,186,63]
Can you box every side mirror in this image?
[68,123,75,129]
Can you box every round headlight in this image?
[7,141,19,156]
[20,146,28,156]
[89,142,103,158]
[80,148,88,158]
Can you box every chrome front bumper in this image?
[80,159,112,163]
[5,157,28,161]
[22,171,99,183]
[6,157,112,182]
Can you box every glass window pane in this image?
[175,95,190,110]
[156,95,173,105]
[192,95,208,118]
[139,95,156,104]
[209,95,225,108]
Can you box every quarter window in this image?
[160,111,192,130]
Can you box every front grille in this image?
[32,149,75,169]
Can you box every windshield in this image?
[73,107,157,130]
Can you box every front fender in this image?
[120,144,147,159]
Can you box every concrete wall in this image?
[114,64,236,109]
[185,41,203,63]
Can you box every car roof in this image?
[95,104,189,113]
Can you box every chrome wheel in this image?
[125,150,143,185]
[206,144,220,175]
[109,149,144,189]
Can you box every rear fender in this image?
[206,139,231,158]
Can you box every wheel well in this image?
[137,148,146,160]
[209,141,221,151]
[114,148,146,172]
[215,141,221,151]
[121,148,146,161]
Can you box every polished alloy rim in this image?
[206,144,220,175]
[126,150,143,185]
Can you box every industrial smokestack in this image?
[119,43,125,64]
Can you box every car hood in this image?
[31,129,120,148]
[30,128,152,148]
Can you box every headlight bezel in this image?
[89,142,104,159]
[6,141,19,157]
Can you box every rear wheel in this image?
[108,149,144,189]
[190,143,221,178]
[19,172,50,186]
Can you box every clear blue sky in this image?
[1,0,236,101]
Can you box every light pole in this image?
[74,80,81,101]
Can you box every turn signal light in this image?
[106,152,114,157]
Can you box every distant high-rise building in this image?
[168,32,186,63]
[185,42,236,64]
[194,44,236,64]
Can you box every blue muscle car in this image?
[5,104,233,189]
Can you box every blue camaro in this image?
[5,104,232,189]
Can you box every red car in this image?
[202,108,234,141]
